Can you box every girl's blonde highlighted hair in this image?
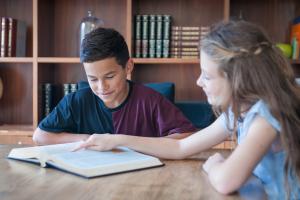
[201,20,300,197]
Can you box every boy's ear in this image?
[125,58,134,76]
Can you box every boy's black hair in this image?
[80,27,129,68]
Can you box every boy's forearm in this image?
[42,133,90,145]
[33,129,90,145]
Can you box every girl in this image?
[74,20,300,198]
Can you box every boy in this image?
[33,27,196,145]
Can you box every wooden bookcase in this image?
[0,0,299,146]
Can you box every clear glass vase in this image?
[79,11,104,52]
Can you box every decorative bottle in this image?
[79,11,104,51]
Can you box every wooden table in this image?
[0,145,267,200]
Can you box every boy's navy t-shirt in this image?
[39,81,196,137]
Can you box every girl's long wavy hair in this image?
[201,20,300,195]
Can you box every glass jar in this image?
[79,11,104,50]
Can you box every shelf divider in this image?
[38,57,80,63]
[0,57,33,63]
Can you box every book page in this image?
[38,142,83,155]
[7,142,83,166]
[8,146,41,159]
[49,147,155,169]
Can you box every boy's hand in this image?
[202,153,225,173]
[72,133,117,152]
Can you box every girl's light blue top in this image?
[220,100,300,199]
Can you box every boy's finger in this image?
[71,142,88,152]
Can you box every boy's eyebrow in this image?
[104,71,116,76]
[87,71,117,78]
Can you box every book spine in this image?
[7,18,17,57]
[170,51,199,56]
[172,26,201,31]
[155,15,163,58]
[149,15,156,58]
[1,17,8,57]
[63,83,70,96]
[141,15,149,58]
[171,35,200,41]
[162,15,171,58]
[134,15,142,58]
[43,83,53,117]
[171,41,199,47]
[171,55,198,58]
[70,83,77,93]
[170,47,199,52]
[171,31,201,36]
[180,55,198,58]
[200,26,211,41]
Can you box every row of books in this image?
[170,26,211,58]
[134,14,171,58]
[42,83,78,117]
[133,16,211,59]
[0,17,27,57]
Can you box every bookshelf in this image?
[0,0,299,146]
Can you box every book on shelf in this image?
[149,15,156,58]
[134,14,171,58]
[63,83,78,96]
[7,142,164,178]
[170,51,199,58]
[1,17,27,57]
[70,83,77,93]
[171,26,210,32]
[134,15,142,58]
[156,15,163,58]
[171,51,199,56]
[162,15,171,58]
[169,26,210,58]
[171,47,199,52]
[43,83,53,117]
[171,27,210,37]
[42,83,79,118]
[7,17,27,57]
[171,55,198,59]
[63,83,70,96]
[0,17,8,57]
[171,31,201,36]
[141,15,149,58]
[172,26,201,31]
[172,35,200,41]
[171,41,199,47]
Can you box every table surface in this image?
[0,145,267,200]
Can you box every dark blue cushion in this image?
[175,101,215,129]
[78,81,175,103]
[77,81,213,128]
[144,82,175,103]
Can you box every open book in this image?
[7,142,164,178]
